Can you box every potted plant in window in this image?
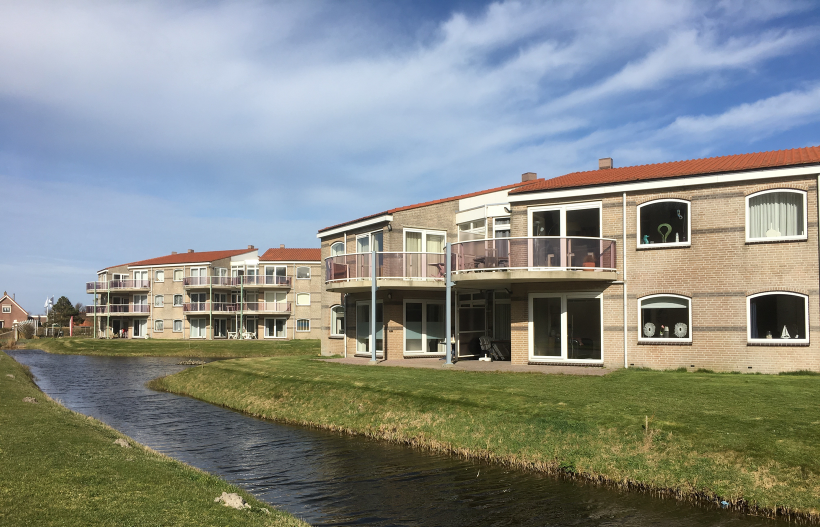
[582,254,596,270]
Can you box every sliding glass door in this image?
[530,293,602,362]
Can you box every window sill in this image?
[747,340,809,346]
[638,339,692,346]
[329,335,344,339]
[745,237,807,245]
[637,243,690,250]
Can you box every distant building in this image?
[0,292,29,330]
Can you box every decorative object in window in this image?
[155,270,164,282]
[173,294,183,306]
[173,269,183,281]
[639,295,691,342]
[748,292,808,342]
[296,266,311,279]
[746,190,806,241]
[173,320,182,332]
[638,200,690,247]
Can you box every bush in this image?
[18,324,34,340]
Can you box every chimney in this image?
[248,244,254,250]
[280,244,285,249]
[521,172,537,182]
[187,249,194,253]
[599,158,613,170]
[171,251,177,255]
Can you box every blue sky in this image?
[2,0,820,314]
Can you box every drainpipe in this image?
[240,273,244,338]
[445,242,453,365]
[370,248,377,363]
[106,280,110,339]
[623,192,628,369]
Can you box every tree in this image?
[74,302,86,324]
[48,296,79,327]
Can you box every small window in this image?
[173,320,183,332]
[296,319,310,332]
[493,217,510,238]
[746,190,807,242]
[296,266,311,279]
[458,219,486,241]
[296,293,310,306]
[330,305,344,336]
[2,306,10,313]
[173,269,183,281]
[154,320,164,332]
[173,294,183,306]
[155,270,164,282]
[639,295,692,342]
[637,199,690,247]
[330,242,345,256]
[748,292,808,343]
[154,295,164,307]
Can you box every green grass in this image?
[0,351,308,527]
[151,356,820,521]
[18,337,320,358]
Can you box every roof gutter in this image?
[317,214,393,238]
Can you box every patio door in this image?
[214,318,227,338]
[404,301,445,354]
[457,292,485,358]
[133,270,148,286]
[356,301,383,354]
[133,294,148,313]
[190,267,206,286]
[357,231,383,278]
[405,230,446,278]
[265,291,286,311]
[133,318,147,338]
[529,203,601,268]
[530,293,603,363]
[265,266,286,285]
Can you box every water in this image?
[8,350,779,526]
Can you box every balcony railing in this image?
[183,275,292,287]
[452,237,616,272]
[84,304,150,314]
[325,252,447,282]
[182,302,291,313]
[240,275,292,286]
[242,301,291,313]
[85,280,150,291]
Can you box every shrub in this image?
[18,324,34,340]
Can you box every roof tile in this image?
[116,249,256,269]
[259,248,321,262]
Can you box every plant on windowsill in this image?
[582,254,596,270]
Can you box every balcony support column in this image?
[93,281,97,340]
[106,281,110,339]
[445,242,454,366]
[370,248,377,364]
[209,278,213,340]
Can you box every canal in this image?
[8,350,779,526]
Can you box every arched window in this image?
[746,189,807,242]
[330,305,344,336]
[638,294,692,342]
[637,199,690,247]
[747,292,808,343]
[330,242,345,256]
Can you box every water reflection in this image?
[8,350,778,526]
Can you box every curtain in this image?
[405,232,422,252]
[749,192,803,238]
[750,301,758,339]
[426,234,444,253]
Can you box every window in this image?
[190,319,206,338]
[639,295,692,342]
[296,293,310,306]
[637,199,690,247]
[529,203,603,268]
[747,292,808,343]
[530,203,601,238]
[1,306,10,313]
[404,229,446,278]
[173,269,183,281]
[746,190,807,242]
[296,266,311,279]
[529,293,602,362]
[189,267,207,286]
[173,320,183,332]
[155,270,164,282]
[356,301,383,354]
[265,318,287,338]
[493,217,511,238]
[356,231,383,253]
[458,219,486,241]
[330,242,345,256]
[404,300,445,354]
[296,319,310,332]
[173,294,183,306]
[154,320,164,332]
[330,305,344,336]
[154,295,164,307]
[264,266,287,285]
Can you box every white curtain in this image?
[749,192,803,238]
[426,234,444,253]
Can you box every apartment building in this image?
[85,245,322,340]
[318,146,820,373]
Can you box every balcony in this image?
[242,301,291,314]
[451,237,617,287]
[182,302,291,314]
[324,252,446,292]
[240,275,292,287]
[183,276,292,288]
[84,304,150,315]
[85,280,150,292]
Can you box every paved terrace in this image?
[320,357,611,375]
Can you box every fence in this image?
[35,326,93,338]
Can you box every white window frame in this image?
[636,199,691,249]
[457,219,487,241]
[173,319,183,333]
[296,319,310,332]
[528,292,604,364]
[154,295,164,307]
[330,305,344,337]
[264,317,287,339]
[154,319,164,332]
[173,269,183,281]
[403,228,447,252]
[493,217,511,238]
[190,318,206,339]
[155,270,165,282]
[330,242,345,256]
[356,230,383,254]
[637,294,692,343]
[296,266,311,279]
[1,306,10,313]
[296,293,310,306]
[403,299,446,355]
[745,189,808,243]
[173,294,183,306]
[746,291,809,344]
[527,201,602,238]
[356,300,384,355]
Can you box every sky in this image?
[2,0,820,314]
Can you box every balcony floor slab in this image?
[452,269,617,288]
[325,279,445,293]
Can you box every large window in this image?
[173,269,183,281]
[637,199,690,247]
[265,318,287,338]
[529,293,602,362]
[296,319,310,332]
[356,301,383,354]
[330,305,344,337]
[747,292,808,343]
[746,190,807,242]
[639,295,692,342]
[330,242,345,256]
[190,319,206,339]
[404,300,445,354]
[296,266,311,279]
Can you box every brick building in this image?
[318,146,820,373]
[85,246,322,340]
[0,292,29,330]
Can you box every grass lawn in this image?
[17,337,320,358]
[0,351,308,527]
[151,356,820,521]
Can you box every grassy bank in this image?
[17,337,320,358]
[0,351,308,527]
[151,356,820,521]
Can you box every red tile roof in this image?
[260,248,321,262]
[114,249,257,269]
[511,146,820,195]
[318,180,533,234]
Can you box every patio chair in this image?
[478,336,504,361]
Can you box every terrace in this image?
[324,252,447,292]
[182,302,291,314]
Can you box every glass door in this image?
[133,294,148,313]
[356,302,383,354]
[457,292,485,358]
[133,270,148,286]
[133,318,147,338]
[214,318,227,338]
[405,301,445,354]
